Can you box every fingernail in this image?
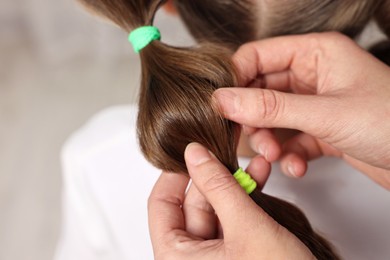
[213,89,240,116]
[186,143,212,166]
[257,145,269,161]
[287,163,296,177]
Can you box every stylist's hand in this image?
[214,32,390,189]
[148,142,314,259]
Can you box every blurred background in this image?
[0,0,386,259]
[0,0,192,259]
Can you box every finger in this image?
[262,71,317,94]
[213,87,333,137]
[248,70,319,95]
[248,128,282,162]
[261,71,291,92]
[232,34,321,87]
[183,183,217,239]
[184,143,264,232]
[280,133,341,177]
[237,131,257,158]
[244,70,299,95]
[280,153,308,178]
[242,125,256,135]
[245,155,271,190]
[148,172,190,246]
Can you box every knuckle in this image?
[256,90,284,123]
[325,31,349,41]
[147,192,180,212]
[238,41,255,53]
[317,31,354,51]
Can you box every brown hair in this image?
[176,0,390,50]
[377,0,390,36]
[77,0,390,258]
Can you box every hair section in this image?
[78,0,341,258]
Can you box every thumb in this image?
[213,88,334,138]
[184,142,266,232]
[184,143,313,257]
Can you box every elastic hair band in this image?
[233,168,257,194]
[128,26,161,53]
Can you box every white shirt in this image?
[55,105,390,260]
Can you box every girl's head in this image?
[77,0,379,174]
[175,0,380,46]
[77,0,343,258]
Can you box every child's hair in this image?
[176,1,390,50]
[77,0,390,258]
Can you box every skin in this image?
[148,142,314,259]
[214,32,390,190]
[163,0,390,169]
[149,32,390,258]
[153,2,390,258]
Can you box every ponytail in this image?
[78,0,339,258]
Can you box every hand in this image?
[148,143,314,259]
[213,32,390,189]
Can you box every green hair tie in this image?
[233,168,257,194]
[128,26,161,53]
